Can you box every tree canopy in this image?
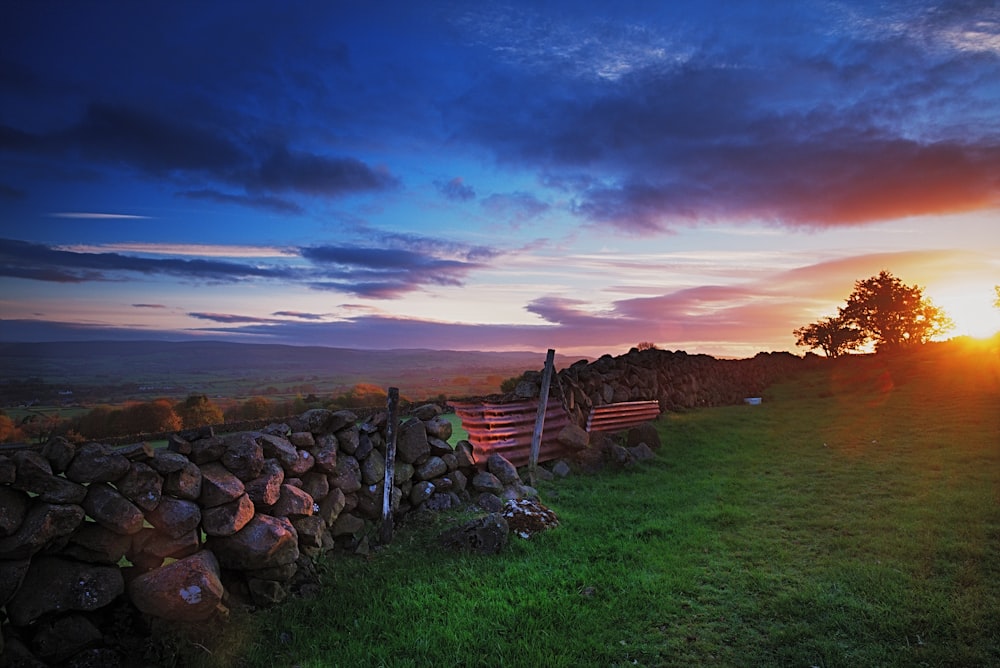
[794,270,952,356]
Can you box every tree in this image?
[793,315,863,358]
[840,270,952,352]
[636,341,659,351]
[175,394,224,429]
[121,399,182,435]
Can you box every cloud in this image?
[481,192,550,224]
[251,147,399,197]
[272,311,326,320]
[435,176,476,201]
[179,189,304,215]
[132,303,167,309]
[0,238,296,283]
[50,212,151,219]
[188,312,285,324]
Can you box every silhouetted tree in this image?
[793,316,863,358]
[840,270,952,352]
[636,341,659,351]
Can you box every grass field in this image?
[177,342,999,668]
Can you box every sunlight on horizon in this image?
[930,282,1000,340]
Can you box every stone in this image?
[471,471,504,495]
[439,513,509,554]
[248,577,289,606]
[221,433,265,480]
[65,443,130,483]
[330,512,365,537]
[330,455,362,493]
[163,461,203,500]
[82,482,144,535]
[207,514,299,570]
[0,454,14,484]
[268,484,314,518]
[428,437,453,457]
[31,613,103,664]
[627,443,656,462]
[311,434,338,473]
[41,437,77,473]
[628,422,661,450]
[188,435,226,465]
[0,502,85,559]
[292,515,326,549]
[148,450,190,474]
[514,380,539,399]
[288,431,315,448]
[116,441,156,461]
[130,527,201,562]
[12,451,87,504]
[0,558,30,607]
[411,403,443,420]
[0,485,30,536]
[297,408,333,432]
[425,492,460,511]
[396,418,429,464]
[6,556,124,626]
[146,496,201,539]
[245,561,298,582]
[300,471,330,502]
[409,480,435,505]
[116,461,163,511]
[245,458,285,507]
[285,448,315,477]
[258,433,300,470]
[317,487,346,527]
[336,425,360,455]
[487,453,520,484]
[198,462,246,507]
[454,440,476,468]
[66,521,133,564]
[551,460,572,477]
[415,455,448,481]
[558,423,590,450]
[128,550,225,622]
[450,468,468,492]
[166,433,192,455]
[424,415,453,441]
[202,493,255,536]
[393,460,414,483]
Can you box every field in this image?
[170,342,999,667]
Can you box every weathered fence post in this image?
[528,349,556,487]
[379,386,400,545]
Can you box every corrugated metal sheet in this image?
[586,400,661,433]
[450,398,573,468]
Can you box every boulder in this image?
[411,403,443,420]
[396,418,429,464]
[146,496,201,539]
[316,488,346,527]
[163,461,203,500]
[471,471,504,495]
[0,503,85,559]
[502,498,559,539]
[82,483,145,535]
[128,550,225,622]
[207,514,299,570]
[148,450,190,474]
[65,443,130,483]
[487,454,520,484]
[409,480,435,505]
[198,462,246,507]
[415,456,448,481]
[424,415,453,441]
[129,527,200,562]
[627,422,661,450]
[6,556,124,626]
[0,485,29,536]
[0,558,30,607]
[551,460,572,478]
[245,458,284,507]
[311,434,338,473]
[202,493,255,536]
[627,443,656,462]
[258,433,300,470]
[300,471,330,502]
[40,437,77,473]
[285,448,315,477]
[336,425,360,455]
[288,431,315,448]
[329,455,362,493]
[558,423,590,450]
[66,521,133,564]
[116,461,163,511]
[267,484,314,519]
[221,433,265,480]
[454,440,476,468]
[30,613,103,664]
[188,435,226,465]
[330,512,365,537]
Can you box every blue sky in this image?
[2,1,999,357]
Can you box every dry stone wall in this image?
[0,404,515,665]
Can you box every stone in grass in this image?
[502,498,559,539]
[439,513,509,555]
[128,549,225,622]
[487,453,520,485]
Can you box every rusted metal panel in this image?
[451,399,572,468]
[586,400,660,433]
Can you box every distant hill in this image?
[0,340,587,404]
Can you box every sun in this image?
[929,283,1000,339]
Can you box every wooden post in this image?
[379,387,400,545]
[528,349,556,487]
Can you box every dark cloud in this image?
[179,189,304,215]
[435,176,476,201]
[0,238,296,283]
[272,311,326,320]
[132,303,167,309]
[481,192,551,224]
[188,312,284,324]
[252,147,399,197]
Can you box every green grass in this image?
[180,343,1000,667]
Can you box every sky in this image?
[1,1,999,359]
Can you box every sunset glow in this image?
[1,3,999,357]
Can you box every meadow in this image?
[175,342,998,667]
